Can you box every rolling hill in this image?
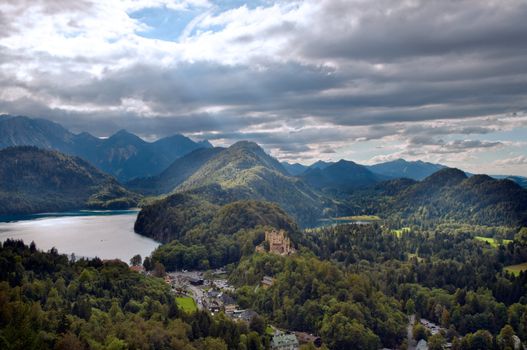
[135,195,297,243]
[0,115,211,181]
[0,146,140,215]
[301,159,383,192]
[491,175,527,188]
[388,168,527,226]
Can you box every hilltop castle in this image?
[256,229,295,256]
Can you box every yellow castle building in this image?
[256,229,295,256]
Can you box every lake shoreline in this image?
[0,210,159,262]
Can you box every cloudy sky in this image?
[0,0,526,175]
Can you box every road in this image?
[407,314,416,350]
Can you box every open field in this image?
[176,297,198,313]
[504,262,527,276]
[475,236,512,248]
[392,227,411,238]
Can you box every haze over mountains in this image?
[0,115,211,181]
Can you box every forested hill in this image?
[301,159,382,192]
[135,195,300,269]
[388,168,527,226]
[0,146,139,215]
[175,141,325,227]
[135,194,297,244]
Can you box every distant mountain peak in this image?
[367,158,445,180]
[111,129,139,138]
[333,159,358,166]
[308,160,334,170]
[198,139,213,148]
[230,140,262,150]
[423,167,467,186]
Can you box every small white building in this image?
[416,339,429,350]
[270,333,299,350]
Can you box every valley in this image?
[0,115,526,350]
[2,2,527,349]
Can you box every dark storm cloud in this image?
[19,61,341,113]
[0,0,526,162]
[298,0,527,62]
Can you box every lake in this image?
[0,210,160,263]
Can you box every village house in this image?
[261,275,275,288]
[294,332,322,348]
[270,333,299,350]
[256,229,295,255]
[129,265,145,273]
[164,275,172,285]
[232,309,259,323]
[189,277,204,286]
[416,339,428,350]
[224,304,236,314]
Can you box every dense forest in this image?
[228,224,527,349]
[0,240,271,350]
[133,190,527,349]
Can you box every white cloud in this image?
[495,155,527,166]
[0,0,526,175]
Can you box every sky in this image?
[0,0,526,175]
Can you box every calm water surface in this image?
[0,210,160,262]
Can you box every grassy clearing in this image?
[391,227,411,238]
[504,262,527,276]
[475,236,512,248]
[176,297,197,313]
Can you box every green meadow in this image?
[504,262,527,276]
[176,297,198,313]
[475,236,512,248]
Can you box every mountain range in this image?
[0,115,211,181]
[282,158,446,181]
[1,115,526,227]
[0,146,139,215]
[282,158,527,187]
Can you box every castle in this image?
[256,229,295,256]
